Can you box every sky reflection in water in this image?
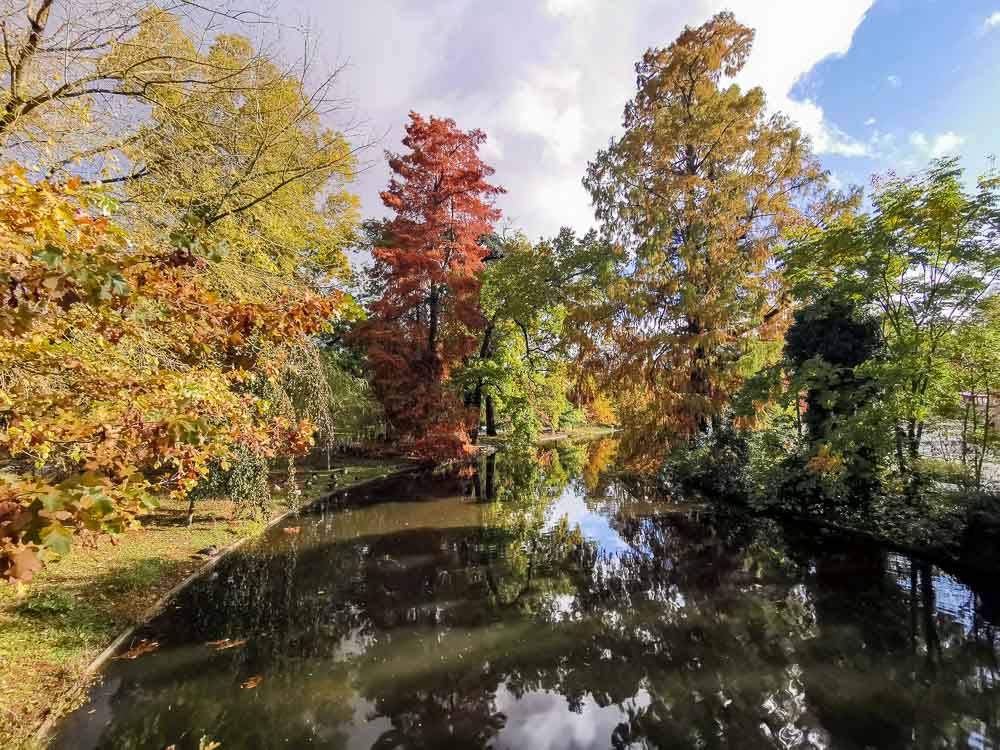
[52,440,1000,750]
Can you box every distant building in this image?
[960,392,1000,429]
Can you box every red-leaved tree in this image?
[359,112,503,460]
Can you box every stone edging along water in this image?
[32,465,422,746]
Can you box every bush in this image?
[659,422,750,500]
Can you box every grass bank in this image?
[479,424,617,451]
[0,457,411,749]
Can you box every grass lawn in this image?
[0,457,411,749]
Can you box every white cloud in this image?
[887,74,902,88]
[864,116,877,126]
[870,129,896,150]
[782,98,870,156]
[542,0,588,16]
[290,0,876,238]
[479,135,504,162]
[929,131,965,157]
[910,130,965,157]
[983,11,1000,32]
[728,0,875,158]
[504,67,585,165]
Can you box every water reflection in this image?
[53,440,1000,750]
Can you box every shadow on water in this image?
[52,440,1000,750]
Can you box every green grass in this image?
[0,456,411,749]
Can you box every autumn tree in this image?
[0,169,341,581]
[0,1,364,281]
[115,31,363,283]
[583,12,834,467]
[358,112,502,459]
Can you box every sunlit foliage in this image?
[357,112,503,460]
[583,11,843,467]
[0,171,342,580]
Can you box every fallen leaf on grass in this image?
[282,527,300,535]
[206,638,248,651]
[241,675,263,689]
[115,640,159,660]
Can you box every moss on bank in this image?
[0,457,411,749]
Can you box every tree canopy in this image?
[356,112,503,459]
[583,11,838,466]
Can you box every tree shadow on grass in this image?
[9,556,197,645]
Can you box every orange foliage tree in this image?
[0,168,340,581]
[582,12,837,467]
[357,112,503,460]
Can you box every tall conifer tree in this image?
[583,12,830,464]
[360,112,503,458]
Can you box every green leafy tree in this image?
[786,159,1000,478]
[942,301,1000,489]
[460,228,613,446]
[782,292,888,502]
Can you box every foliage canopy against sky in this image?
[286,0,1000,239]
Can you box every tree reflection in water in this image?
[52,439,1000,750]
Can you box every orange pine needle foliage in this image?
[356,113,503,461]
[581,12,841,466]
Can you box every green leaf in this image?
[33,243,64,268]
[89,497,115,517]
[40,523,73,557]
[40,490,66,512]
[108,273,130,297]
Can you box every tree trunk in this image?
[977,392,991,490]
[895,423,908,475]
[467,382,483,444]
[961,400,971,471]
[466,321,495,443]
[427,284,440,354]
[486,395,497,436]
[485,453,496,500]
[688,317,711,435]
[907,417,919,461]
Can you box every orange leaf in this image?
[207,638,248,651]
[115,639,159,660]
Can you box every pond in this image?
[52,439,1000,749]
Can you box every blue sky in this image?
[796,0,1000,191]
[291,0,1000,238]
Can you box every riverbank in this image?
[0,457,412,749]
[665,476,1000,581]
[765,495,1000,581]
[478,424,617,451]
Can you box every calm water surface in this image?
[53,440,1000,749]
